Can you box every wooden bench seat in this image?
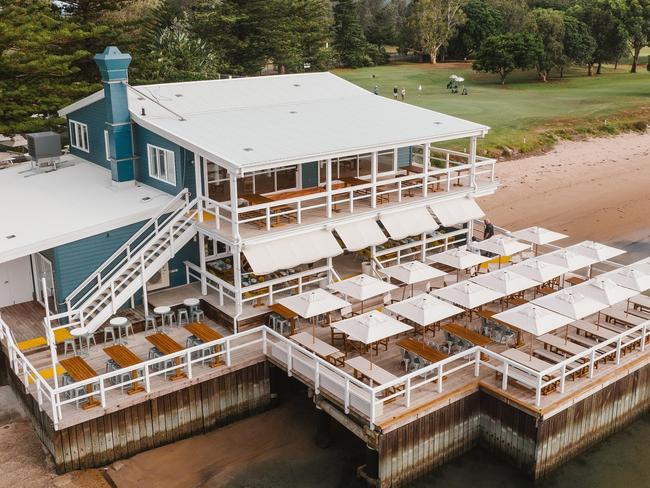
[533,348,587,378]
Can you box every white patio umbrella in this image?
[538,249,597,272]
[470,269,539,296]
[574,277,637,306]
[493,304,574,357]
[532,289,606,320]
[381,260,446,299]
[509,258,568,283]
[332,311,412,368]
[568,240,625,262]
[432,281,504,310]
[471,235,531,259]
[427,246,491,280]
[602,267,650,292]
[511,226,568,255]
[278,289,351,341]
[630,258,650,276]
[387,293,463,329]
[329,274,398,313]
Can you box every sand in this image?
[480,132,650,248]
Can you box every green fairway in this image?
[335,62,650,156]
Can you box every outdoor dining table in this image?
[397,337,448,364]
[566,276,588,286]
[59,356,101,409]
[572,320,617,341]
[501,348,556,374]
[145,333,187,380]
[103,345,145,395]
[628,294,650,313]
[600,307,646,327]
[538,333,587,357]
[402,164,442,191]
[442,322,491,361]
[184,322,224,367]
[345,356,398,389]
[477,309,524,347]
[291,331,345,367]
[269,303,299,335]
[109,316,130,344]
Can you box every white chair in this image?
[63,338,76,356]
[103,325,116,345]
[144,315,157,332]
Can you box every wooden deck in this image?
[0,301,46,342]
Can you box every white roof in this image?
[380,260,446,285]
[387,293,463,326]
[493,304,573,336]
[332,310,412,344]
[60,73,489,172]
[532,289,606,320]
[470,269,539,295]
[509,258,568,283]
[471,235,531,257]
[333,218,387,252]
[427,246,491,270]
[429,197,485,226]
[379,206,439,240]
[511,226,568,245]
[567,240,625,262]
[328,273,398,302]
[602,267,650,292]
[0,157,172,264]
[277,288,350,319]
[574,277,637,306]
[242,229,342,275]
[432,281,504,309]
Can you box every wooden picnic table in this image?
[566,276,587,286]
[269,303,299,335]
[346,356,398,390]
[145,333,187,381]
[572,320,617,341]
[291,331,345,367]
[629,294,650,313]
[538,333,587,357]
[443,322,492,347]
[103,345,145,395]
[536,286,556,297]
[402,164,442,191]
[501,348,556,373]
[397,337,448,364]
[59,356,100,409]
[184,322,224,367]
[239,193,295,228]
[600,307,646,327]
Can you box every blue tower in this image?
[94,47,135,185]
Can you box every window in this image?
[104,130,110,161]
[69,120,89,152]
[147,144,176,185]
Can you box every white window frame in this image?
[104,130,110,161]
[147,143,177,186]
[69,120,89,152]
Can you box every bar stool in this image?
[164,311,177,328]
[191,308,205,323]
[71,328,96,357]
[177,308,189,327]
[103,325,117,344]
[63,337,77,356]
[144,315,157,332]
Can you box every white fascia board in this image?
[58,90,105,117]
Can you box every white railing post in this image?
[314,361,320,394]
[560,364,566,393]
[642,324,647,352]
[535,376,542,407]
[589,350,596,378]
[616,337,622,365]
[344,378,350,413]
[226,338,232,367]
[110,282,116,314]
[186,350,193,379]
[297,200,302,224]
[326,158,332,219]
[370,151,378,208]
[369,390,376,427]
[422,144,430,197]
[474,349,481,376]
[266,207,271,230]
[437,364,443,393]
[262,328,268,355]
[405,377,411,407]
[397,180,402,202]
[501,362,509,390]
[144,365,151,392]
[287,343,293,376]
[100,378,106,407]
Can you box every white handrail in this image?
[66,189,190,309]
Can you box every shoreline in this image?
[481,131,650,253]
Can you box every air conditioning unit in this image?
[148,263,170,291]
[26,131,61,169]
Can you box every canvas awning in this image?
[333,218,387,251]
[242,230,342,275]
[379,207,439,240]
[429,197,485,226]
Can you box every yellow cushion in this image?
[28,365,66,384]
[17,337,47,351]
[53,328,73,343]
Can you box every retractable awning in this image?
[333,219,388,251]
[379,207,439,240]
[429,197,485,226]
[242,230,343,275]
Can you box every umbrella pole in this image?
[312,317,316,344]
[564,324,569,344]
[530,333,533,359]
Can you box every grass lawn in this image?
[334,61,650,157]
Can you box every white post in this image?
[370,151,378,208]
[420,232,427,261]
[437,364,443,393]
[469,136,478,189]
[229,172,240,241]
[501,362,508,390]
[325,158,332,219]
[141,253,149,316]
[405,377,411,407]
[616,337,622,365]
[42,278,59,391]
[560,363,566,393]
[198,233,208,296]
[422,143,430,197]
[589,350,596,378]
[474,349,481,376]
[194,153,204,222]
[642,324,647,352]
[232,246,243,334]
[467,218,474,248]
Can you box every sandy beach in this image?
[3,132,650,488]
[480,132,650,249]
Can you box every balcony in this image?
[198,148,497,242]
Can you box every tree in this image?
[406,0,467,64]
[560,15,596,76]
[472,32,542,84]
[364,1,399,49]
[532,8,566,82]
[626,0,650,73]
[333,0,373,67]
[489,0,531,33]
[571,0,629,75]
[447,0,504,59]
[0,0,98,135]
